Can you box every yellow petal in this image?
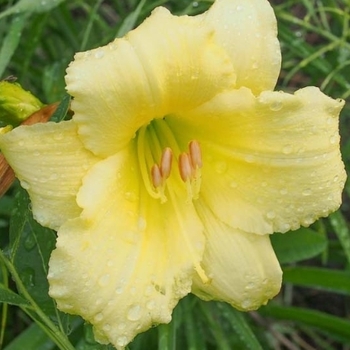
[0,121,99,230]
[168,87,346,234]
[192,203,282,310]
[66,6,235,158]
[202,0,281,94]
[48,145,206,349]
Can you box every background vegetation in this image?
[0,0,349,349]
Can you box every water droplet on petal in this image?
[144,285,154,296]
[146,300,155,310]
[302,189,312,196]
[266,211,276,219]
[124,191,137,202]
[138,217,147,231]
[118,323,126,331]
[98,274,110,287]
[279,188,288,195]
[329,135,337,144]
[94,313,103,322]
[117,336,128,347]
[270,101,283,111]
[282,144,293,155]
[94,50,105,59]
[230,181,238,188]
[127,304,142,321]
[116,286,124,294]
[215,161,227,174]
[103,324,111,332]
[21,180,31,190]
[241,299,252,309]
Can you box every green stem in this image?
[0,249,75,350]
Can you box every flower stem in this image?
[0,249,75,350]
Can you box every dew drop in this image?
[266,211,276,219]
[53,133,63,141]
[144,285,154,296]
[333,175,339,182]
[116,286,124,294]
[118,323,126,330]
[302,216,314,226]
[24,234,36,251]
[251,62,259,70]
[270,101,283,111]
[230,181,238,188]
[279,188,288,195]
[49,173,59,180]
[302,189,312,196]
[329,134,337,144]
[94,50,105,59]
[241,299,252,309]
[103,324,111,332]
[124,191,137,202]
[245,282,255,290]
[18,140,24,147]
[127,304,142,321]
[261,181,267,187]
[236,5,243,11]
[281,223,291,232]
[215,161,227,174]
[107,259,113,267]
[138,216,147,231]
[94,313,103,322]
[98,274,110,287]
[244,155,255,163]
[282,144,293,155]
[21,180,31,190]
[117,336,128,347]
[146,300,155,310]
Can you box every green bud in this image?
[0,81,43,127]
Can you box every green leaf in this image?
[0,14,28,78]
[116,0,147,37]
[217,303,263,350]
[271,228,327,264]
[50,94,71,123]
[283,267,350,295]
[259,304,350,342]
[0,282,29,306]
[4,323,55,350]
[9,188,57,315]
[0,0,67,20]
[329,211,350,265]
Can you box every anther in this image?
[189,140,202,169]
[151,164,162,188]
[160,147,172,179]
[178,153,193,182]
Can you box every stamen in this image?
[189,140,202,169]
[179,153,193,182]
[151,164,163,188]
[160,147,172,179]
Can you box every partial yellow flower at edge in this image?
[0,0,346,349]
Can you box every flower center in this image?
[136,118,202,203]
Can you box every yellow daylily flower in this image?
[0,0,346,348]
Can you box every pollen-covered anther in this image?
[179,153,193,182]
[179,141,203,200]
[189,140,202,169]
[151,164,163,188]
[160,147,173,179]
